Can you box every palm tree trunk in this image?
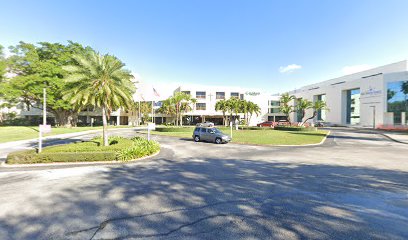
[102,106,109,147]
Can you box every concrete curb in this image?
[379,133,408,145]
[1,149,161,168]
[348,126,408,144]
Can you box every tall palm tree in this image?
[215,100,229,126]
[63,50,135,146]
[247,101,261,126]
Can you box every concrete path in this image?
[0,128,407,239]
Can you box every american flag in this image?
[153,88,160,97]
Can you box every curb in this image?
[379,133,408,145]
[348,127,408,145]
[1,149,161,168]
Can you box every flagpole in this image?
[151,100,154,123]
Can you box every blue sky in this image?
[1,0,408,95]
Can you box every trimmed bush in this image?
[274,126,317,131]
[155,127,193,132]
[7,150,117,164]
[7,136,160,164]
[239,126,274,130]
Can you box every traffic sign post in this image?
[38,124,51,153]
[147,123,156,141]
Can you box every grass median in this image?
[0,125,131,143]
[7,136,160,164]
[149,126,328,145]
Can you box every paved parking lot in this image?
[0,128,407,239]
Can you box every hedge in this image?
[239,126,274,130]
[274,126,317,131]
[7,150,117,164]
[7,136,160,164]
[155,127,193,132]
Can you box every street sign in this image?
[39,124,52,134]
[147,123,156,130]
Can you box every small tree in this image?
[247,101,261,126]
[215,100,229,126]
[279,93,295,123]
[302,100,329,126]
[296,98,313,124]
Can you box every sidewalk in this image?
[0,127,144,149]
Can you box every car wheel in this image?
[215,138,222,144]
[194,135,200,142]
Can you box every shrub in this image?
[155,127,192,132]
[7,150,117,164]
[7,136,160,164]
[274,126,317,131]
[117,137,160,161]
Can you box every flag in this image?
[153,88,160,97]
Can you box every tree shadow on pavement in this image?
[0,150,407,239]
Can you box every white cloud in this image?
[279,64,302,73]
[341,64,372,75]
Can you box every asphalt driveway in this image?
[0,128,407,239]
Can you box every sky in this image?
[1,0,408,97]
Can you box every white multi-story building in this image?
[288,60,408,127]
[172,85,274,126]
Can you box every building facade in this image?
[173,85,272,126]
[288,60,408,127]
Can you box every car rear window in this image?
[194,128,200,132]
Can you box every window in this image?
[315,94,326,121]
[346,89,360,125]
[196,91,206,99]
[216,92,225,100]
[387,81,408,124]
[182,91,191,96]
[231,92,239,99]
[196,103,206,110]
[269,101,280,106]
[240,94,244,100]
[200,128,206,133]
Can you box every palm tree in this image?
[247,101,261,126]
[63,50,135,146]
[279,93,295,123]
[296,98,313,123]
[302,100,329,126]
[215,99,228,126]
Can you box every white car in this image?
[196,121,215,127]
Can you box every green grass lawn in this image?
[149,127,329,145]
[0,125,130,143]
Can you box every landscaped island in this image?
[7,136,160,164]
[150,126,329,145]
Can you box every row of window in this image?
[182,91,243,100]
